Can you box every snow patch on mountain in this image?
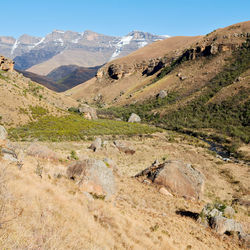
[11,40,20,55]
[110,35,133,60]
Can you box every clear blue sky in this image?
[2,0,250,38]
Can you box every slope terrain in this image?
[0,57,77,126]
[66,21,250,159]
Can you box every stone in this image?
[156,90,167,99]
[211,215,243,235]
[113,140,135,155]
[2,148,18,162]
[159,187,173,197]
[66,159,116,198]
[128,113,141,123]
[89,137,102,152]
[136,160,204,200]
[223,206,235,219]
[0,55,14,72]
[78,104,98,120]
[27,143,60,161]
[0,125,7,140]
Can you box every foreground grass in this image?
[8,114,161,141]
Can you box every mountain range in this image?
[0,30,168,75]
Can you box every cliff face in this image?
[0,55,14,71]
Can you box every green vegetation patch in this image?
[8,114,161,141]
[29,105,48,119]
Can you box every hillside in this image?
[0,56,77,126]
[18,65,101,92]
[66,21,250,158]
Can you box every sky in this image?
[1,0,250,38]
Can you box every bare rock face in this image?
[128,113,141,123]
[78,104,97,120]
[66,159,116,198]
[0,55,14,71]
[89,137,102,152]
[0,125,7,140]
[27,143,60,161]
[135,160,204,200]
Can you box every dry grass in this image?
[0,132,248,249]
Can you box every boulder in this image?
[113,140,135,155]
[78,104,98,120]
[135,160,204,200]
[1,148,18,162]
[211,216,243,235]
[128,113,141,123]
[156,90,167,99]
[0,55,14,72]
[89,137,102,152]
[27,143,59,161]
[0,125,7,140]
[67,159,116,198]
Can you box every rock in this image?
[0,55,14,72]
[27,143,60,161]
[1,148,18,162]
[159,187,173,197]
[223,206,235,219]
[136,160,204,200]
[103,158,117,171]
[66,159,116,198]
[211,215,243,235]
[113,140,135,155]
[78,104,98,120]
[156,90,167,99]
[0,125,7,140]
[89,137,102,152]
[128,113,141,123]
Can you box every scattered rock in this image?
[135,160,204,200]
[211,216,243,235]
[128,113,141,123]
[0,55,14,72]
[156,90,167,99]
[0,125,7,140]
[89,137,102,152]
[27,143,60,161]
[67,159,116,198]
[113,140,135,155]
[78,104,98,120]
[159,187,173,197]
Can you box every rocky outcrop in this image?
[135,160,204,200]
[78,104,98,120]
[0,55,14,71]
[66,159,116,198]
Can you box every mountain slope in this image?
[0,56,77,126]
[66,21,250,157]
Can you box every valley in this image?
[0,19,249,249]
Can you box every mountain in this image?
[0,30,168,75]
[18,64,101,92]
[66,21,250,158]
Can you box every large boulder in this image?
[67,159,116,198]
[128,113,141,123]
[78,104,97,120]
[135,160,204,200]
[156,90,167,99]
[27,143,60,161]
[0,125,7,140]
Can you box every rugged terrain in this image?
[0,30,168,74]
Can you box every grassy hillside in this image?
[100,39,250,157]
